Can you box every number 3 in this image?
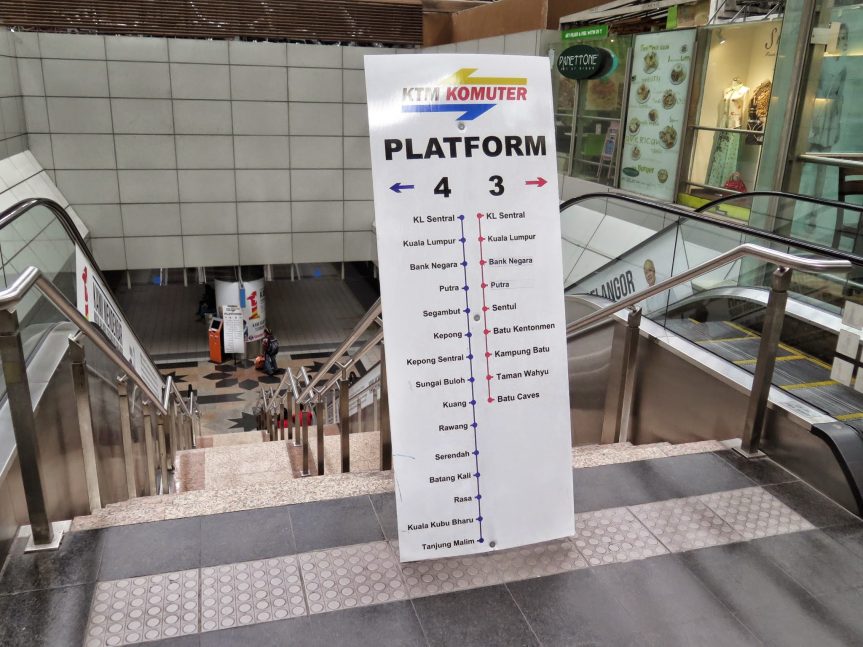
[489,175,504,196]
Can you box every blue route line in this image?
[458,214,484,544]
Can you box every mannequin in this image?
[707,78,750,188]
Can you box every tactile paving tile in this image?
[200,556,306,632]
[299,541,407,614]
[84,570,199,647]
[698,487,815,539]
[574,507,669,566]
[397,543,503,598]
[629,497,745,553]
[487,537,589,581]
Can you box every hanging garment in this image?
[706,130,741,189]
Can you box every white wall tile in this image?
[477,36,506,54]
[111,99,173,134]
[17,59,44,95]
[12,33,40,58]
[178,169,235,202]
[27,134,53,169]
[1,97,24,134]
[115,134,175,169]
[173,100,231,134]
[122,203,181,236]
[170,63,230,100]
[237,202,290,233]
[236,170,291,202]
[344,201,374,230]
[0,56,19,96]
[168,39,228,64]
[504,31,539,55]
[118,170,179,202]
[344,137,371,169]
[343,104,369,136]
[456,40,480,53]
[292,232,342,263]
[234,136,289,168]
[47,98,112,133]
[287,44,341,68]
[232,101,288,135]
[288,103,342,135]
[75,204,123,237]
[342,70,367,103]
[91,237,126,269]
[52,134,116,169]
[239,232,291,264]
[176,135,233,169]
[291,170,342,201]
[344,231,375,261]
[39,33,105,60]
[230,66,287,101]
[105,36,169,62]
[22,97,49,132]
[229,41,286,66]
[0,30,11,57]
[342,46,386,69]
[291,201,343,232]
[183,234,238,266]
[288,68,341,103]
[55,170,119,203]
[125,235,183,268]
[108,61,171,98]
[344,169,372,200]
[180,202,237,235]
[289,137,342,169]
[43,60,108,97]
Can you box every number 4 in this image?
[434,177,452,198]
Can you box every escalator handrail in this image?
[695,189,863,217]
[566,243,852,337]
[0,198,167,397]
[560,192,863,266]
[0,265,169,415]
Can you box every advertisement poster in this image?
[619,30,696,201]
[365,54,574,561]
[215,279,267,342]
[75,248,164,399]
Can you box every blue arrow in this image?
[390,182,414,193]
[402,103,496,121]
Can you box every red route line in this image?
[477,213,493,403]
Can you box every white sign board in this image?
[75,248,164,400]
[365,54,574,561]
[215,279,267,342]
[222,305,245,354]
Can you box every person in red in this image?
[261,328,279,376]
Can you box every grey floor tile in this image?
[822,522,863,561]
[699,487,814,539]
[754,529,863,598]
[573,506,668,566]
[85,569,199,646]
[369,492,398,541]
[488,538,588,583]
[414,584,539,647]
[139,636,200,647]
[199,616,316,647]
[763,482,860,528]
[733,594,861,647]
[632,613,764,647]
[98,518,201,580]
[507,570,636,646]
[0,529,104,594]
[0,582,95,647]
[713,450,798,485]
[630,497,744,552]
[200,506,295,568]
[398,545,502,598]
[311,600,426,647]
[289,495,384,553]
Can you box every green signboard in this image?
[561,25,609,41]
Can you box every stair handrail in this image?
[566,243,852,338]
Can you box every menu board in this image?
[619,30,696,201]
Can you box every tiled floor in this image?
[117,278,372,361]
[4,450,863,646]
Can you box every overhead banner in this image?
[75,248,164,400]
[619,29,696,201]
[365,54,574,562]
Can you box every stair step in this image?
[195,430,267,448]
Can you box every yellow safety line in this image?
[775,342,833,369]
[837,412,863,421]
[699,336,757,344]
[734,355,805,366]
[783,380,838,390]
[724,321,758,337]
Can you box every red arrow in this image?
[525,177,547,187]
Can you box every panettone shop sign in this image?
[557,45,614,80]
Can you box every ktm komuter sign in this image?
[365,55,574,562]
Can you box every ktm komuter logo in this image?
[402,68,528,120]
